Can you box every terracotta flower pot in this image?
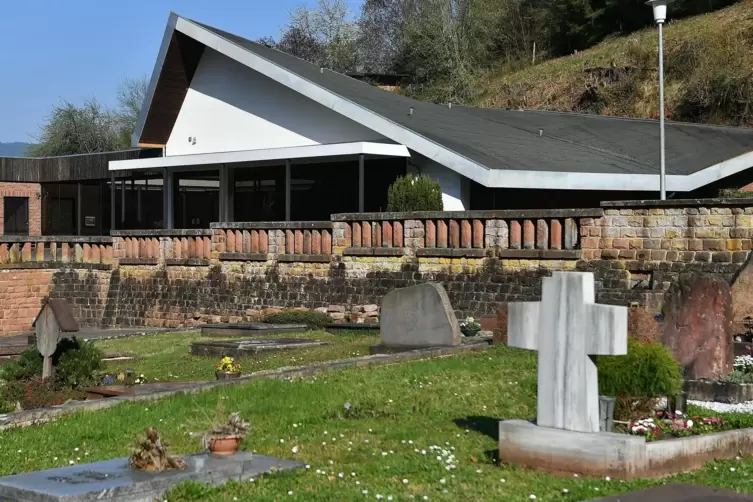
[209,437,240,456]
[215,371,241,381]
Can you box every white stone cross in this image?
[508,272,627,433]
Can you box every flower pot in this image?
[461,327,480,337]
[215,371,241,381]
[209,437,240,456]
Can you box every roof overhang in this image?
[133,14,753,192]
[109,142,410,171]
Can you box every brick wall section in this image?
[0,183,41,236]
[0,269,54,334]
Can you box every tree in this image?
[357,0,405,72]
[271,0,358,72]
[29,99,124,157]
[116,75,148,146]
[30,76,148,157]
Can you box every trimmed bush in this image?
[262,310,332,329]
[386,174,443,212]
[0,338,104,389]
[599,337,683,421]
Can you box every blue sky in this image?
[0,0,362,143]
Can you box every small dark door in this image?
[4,197,29,235]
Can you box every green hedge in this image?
[386,174,443,212]
[599,338,682,420]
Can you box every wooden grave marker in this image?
[32,298,80,378]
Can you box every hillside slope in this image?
[0,142,33,157]
[475,0,753,127]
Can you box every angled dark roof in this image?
[194,21,753,177]
[33,298,79,333]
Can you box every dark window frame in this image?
[4,196,30,236]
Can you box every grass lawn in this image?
[1,346,753,501]
[94,330,379,382]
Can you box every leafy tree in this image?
[30,99,124,157]
[30,76,147,157]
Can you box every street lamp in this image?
[647,0,668,200]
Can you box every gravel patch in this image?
[689,399,753,414]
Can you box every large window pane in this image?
[4,197,29,235]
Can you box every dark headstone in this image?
[662,273,734,380]
[589,483,752,501]
[190,338,330,358]
[201,323,307,338]
[372,283,460,353]
[732,251,753,322]
[0,452,301,502]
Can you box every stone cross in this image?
[508,272,627,433]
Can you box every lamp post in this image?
[647,0,668,200]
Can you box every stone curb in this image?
[0,342,492,430]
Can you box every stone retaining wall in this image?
[2,199,753,337]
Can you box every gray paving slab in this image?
[0,452,301,501]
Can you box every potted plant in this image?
[215,356,242,380]
[460,316,481,337]
[204,412,251,456]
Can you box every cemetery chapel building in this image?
[2,12,753,236]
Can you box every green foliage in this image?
[262,310,332,329]
[724,370,753,383]
[0,338,104,389]
[599,338,683,400]
[0,347,44,382]
[56,340,105,388]
[719,188,753,199]
[386,174,443,212]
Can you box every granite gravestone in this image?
[662,273,734,380]
[507,272,628,432]
[0,453,301,502]
[190,338,331,358]
[371,283,461,354]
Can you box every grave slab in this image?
[200,323,307,338]
[370,334,492,354]
[0,452,301,502]
[190,338,331,358]
[371,283,461,353]
[589,483,753,501]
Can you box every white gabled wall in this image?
[410,154,470,211]
[165,49,386,156]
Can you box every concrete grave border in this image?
[499,419,753,479]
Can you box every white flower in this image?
[280,439,285,444]
[74,448,79,452]
[363,489,369,495]
[500,479,506,483]
[305,464,310,469]
[403,479,409,484]
[352,472,357,477]
[69,460,74,465]
[288,491,293,495]
[440,478,446,484]
[563,489,569,494]
[731,467,737,472]
[605,477,611,481]
[249,478,255,482]
[292,446,298,454]
[530,495,537,500]
[388,497,393,501]
[293,424,298,428]
[686,420,694,428]
[377,496,383,500]
[423,497,429,500]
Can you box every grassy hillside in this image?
[474,0,753,126]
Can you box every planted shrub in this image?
[386,174,443,212]
[599,337,683,421]
[262,309,332,329]
[0,338,104,389]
